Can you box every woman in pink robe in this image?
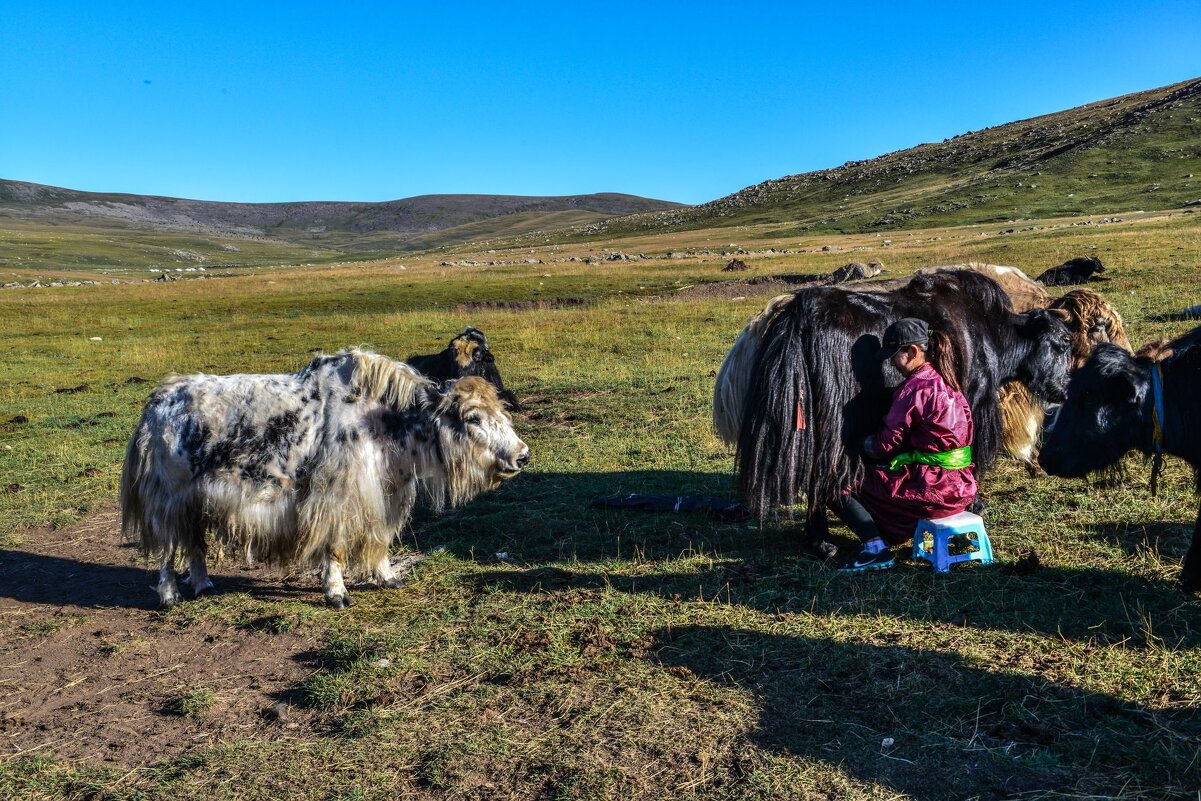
[837,318,977,572]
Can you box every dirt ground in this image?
[0,509,324,766]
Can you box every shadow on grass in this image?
[1144,310,1201,323]
[475,553,1201,648]
[651,624,1201,800]
[0,549,318,610]
[1086,520,1197,562]
[408,469,765,562]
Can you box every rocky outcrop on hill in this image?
[589,77,1201,237]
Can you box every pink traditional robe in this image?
[858,363,978,544]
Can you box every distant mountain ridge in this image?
[590,76,1201,237]
[0,180,683,240]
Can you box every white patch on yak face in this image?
[448,377,529,478]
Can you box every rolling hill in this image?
[588,76,1201,238]
[0,183,683,271]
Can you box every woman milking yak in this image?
[833,318,977,572]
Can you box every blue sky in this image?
[2,2,1199,205]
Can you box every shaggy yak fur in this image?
[120,348,530,608]
[1040,326,1201,590]
[737,270,1074,557]
[714,264,1048,447]
[407,327,521,410]
[1037,256,1105,286]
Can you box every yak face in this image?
[435,376,529,499]
[1047,289,1133,368]
[451,328,494,369]
[1039,344,1147,478]
[1013,308,1073,404]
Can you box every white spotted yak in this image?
[120,347,529,608]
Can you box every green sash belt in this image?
[888,445,972,472]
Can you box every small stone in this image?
[264,702,290,723]
[372,658,392,669]
[89,336,103,342]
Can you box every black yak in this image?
[121,348,529,608]
[1037,256,1105,286]
[1040,327,1201,590]
[407,327,521,410]
[737,270,1074,558]
[714,264,1048,447]
[713,267,1129,478]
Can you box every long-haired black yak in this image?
[1039,327,1201,590]
[737,270,1074,558]
[407,327,521,410]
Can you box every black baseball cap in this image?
[875,318,929,360]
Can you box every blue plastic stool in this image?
[911,511,994,573]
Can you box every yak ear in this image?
[1011,310,1041,335]
[1049,308,1072,322]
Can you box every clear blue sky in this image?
[2,2,1199,205]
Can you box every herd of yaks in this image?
[118,260,1201,606]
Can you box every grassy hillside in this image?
[2,211,1200,799]
[587,77,1201,239]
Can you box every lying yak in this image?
[738,270,1073,558]
[1040,327,1201,590]
[407,327,521,410]
[120,347,529,608]
[1037,256,1105,286]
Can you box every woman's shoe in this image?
[839,548,895,572]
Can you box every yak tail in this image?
[713,326,758,446]
[119,426,151,552]
[737,296,825,517]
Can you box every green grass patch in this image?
[2,212,1200,798]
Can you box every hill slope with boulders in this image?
[588,77,1201,238]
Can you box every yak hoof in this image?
[325,593,354,610]
[158,583,181,607]
[1180,570,1201,593]
[193,581,216,599]
[382,576,406,590]
[803,539,839,561]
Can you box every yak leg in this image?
[1180,505,1201,593]
[157,543,183,608]
[323,547,353,609]
[802,507,838,561]
[1025,454,1046,478]
[186,544,216,598]
[373,554,406,589]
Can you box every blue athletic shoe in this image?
[839,548,895,572]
